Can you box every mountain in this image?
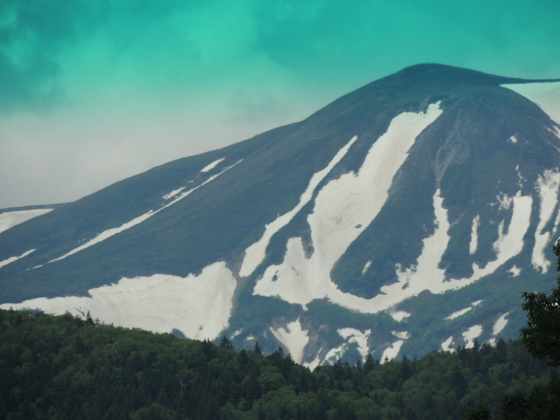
[1,64,560,367]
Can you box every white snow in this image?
[362,260,372,275]
[445,300,483,320]
[466,192,532,282]
[492,312,509,336]
[0,249,35,269]
[304,354,323,371]
[381,340,404,363]
[323,343,347,365]
[254,103,444,312]
[339,328,372,361]
[508,266,522,277]
[49,162,239,263]
[391,330,410,340]
[532,170,560,273]
[503,82,560,130]
[441,336,454,352]
[162,187,186,200]
[469,215,480,255]
[0,208,53,235]
[319,328,372,365]
[389,310,411,322]
[508,135,518,144]
[0,261,237,340]
[269,318,309,364]
[239,136,359,277]
[462,325,483,349]
[200,158,225,173]
[446,307,472,320]
[231,329,243,339]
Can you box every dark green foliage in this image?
[1,308,558,420]
[520,242,560,367]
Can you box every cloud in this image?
[1,0,560,207]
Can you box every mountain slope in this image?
[1,64,560,365]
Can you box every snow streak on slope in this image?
[0,208,53,235]
[240,136,359,277]
[254,103,443,312]
[270,319,309,364]
[0,249,35,269]
[470,215,480,255]
[49,163,239,264]
[532,170,560,273]
[492,312,509,336]
[200,158,225,173]
[445,300,483,320]
[0,262,236,340]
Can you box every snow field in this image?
[532,170,560,273]
[0,262,237,340]
[0,249,35,270]
[254,103,444,312]
[239,136,359,277]
[0,208,53,235]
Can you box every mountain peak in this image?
[1,65,560,366]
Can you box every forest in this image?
[0,302,558,419]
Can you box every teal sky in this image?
[1,0,560,207]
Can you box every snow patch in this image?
[339,328,371,361]
[254,103,444,313]
[381,340,404,363]
[391,331,410,340]
[49,163,239,263]
[532,170,560,273]
[362,260,372,275]
[162,187,186,200]
[231,329,243,339]
[469,215,480,255]
[446,307,472,320]
[200,158,225,173]
[0,249,35,269]
[270,318,309,364]
[492,312,509,336]
[446,300,483,320]
[441,336,454,352]
[389,310,411,322]
[508,266,521,277]
[1,261,236,340]
[0,208,53,235]
[462,325,483,349]
[240,136,358,277]
[304,354,323,371]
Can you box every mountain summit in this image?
[2,64,560,366]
